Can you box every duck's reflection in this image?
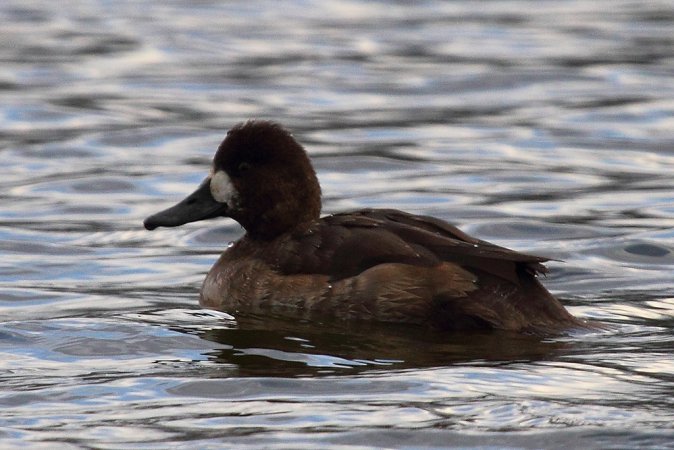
[197,314,574,376]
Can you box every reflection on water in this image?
[1,0,674,447]
[200,315,576,375]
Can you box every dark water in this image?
[2,0,674,448]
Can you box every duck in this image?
[144,120,584,333]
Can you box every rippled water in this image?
[2,0,674,448]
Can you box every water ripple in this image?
[1,0,674,447]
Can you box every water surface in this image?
[2,0,674,448]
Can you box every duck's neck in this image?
[242,198,321,241]
[243,212,317,241]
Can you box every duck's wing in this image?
[354,209,550,281]
[276,208,550,285]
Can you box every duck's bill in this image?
[143,177,227,230]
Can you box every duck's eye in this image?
[237,162,252,174]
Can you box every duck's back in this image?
[201,208,581,333]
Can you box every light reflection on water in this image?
[1,0,674,448]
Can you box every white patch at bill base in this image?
[210,170,237,204]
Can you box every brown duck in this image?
[144,120,584,333]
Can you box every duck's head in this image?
[144,121,322,240]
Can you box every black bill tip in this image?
[143,217,160,231]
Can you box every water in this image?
[2,0,674,448]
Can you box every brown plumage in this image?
[145,120,585,333]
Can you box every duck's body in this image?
[145,121,583,333]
